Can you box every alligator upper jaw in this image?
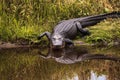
[50,42,65,49]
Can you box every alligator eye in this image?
[58,38,61,40]
[52,38,56,40]
[59,38,63,40]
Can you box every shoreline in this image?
[0,41,90,49]
[0,41,119,49]
[0,43,32,49]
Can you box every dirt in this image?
[0,41,90,49]
[0,40,119,49]
[0,42,33,49]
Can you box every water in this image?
[0,46,120,80]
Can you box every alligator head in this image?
[51,33,65,48]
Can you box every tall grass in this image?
[84,19,120,45]
[0,0,120,43]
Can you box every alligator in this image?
[38,47,120,64]
[38,12,120,48]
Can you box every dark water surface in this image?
[0,46,120,80]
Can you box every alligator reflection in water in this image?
[39,46,120,64]
[0,47,120,80]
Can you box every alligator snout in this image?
[51,33,65,49]
[51,41,65,49]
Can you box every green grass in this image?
[84,19,120,45]
[0,0,120,45]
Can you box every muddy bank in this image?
[0,41,89,49]
[0,40,120,49]
[0,43,32,49]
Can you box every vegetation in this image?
[84,19,120,45]
[0,0,120,45]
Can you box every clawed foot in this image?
[66,43,74,48]
[81,29,91,37]
[37,36,41,40]
[84,29,91,35]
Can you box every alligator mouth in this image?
[51,42,65,49]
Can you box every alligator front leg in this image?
[75,21,90,36]
[64,38,74,47]
[38,31,51,40]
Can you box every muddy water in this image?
[0,46,120,80]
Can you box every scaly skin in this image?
[38,12,120,48]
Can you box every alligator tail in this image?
[80,11,120,28]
